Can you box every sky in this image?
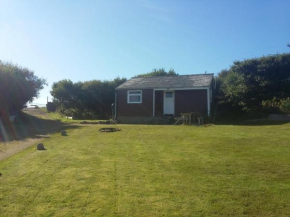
[0,0,290,105]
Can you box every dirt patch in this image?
[0,108,81,161]
[22,108,50,119]
[0,137,46,161]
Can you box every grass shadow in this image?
[213,119,290,126]
[0,111,81,142]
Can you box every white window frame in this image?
[165,92,174,98]
[127,90,142,104]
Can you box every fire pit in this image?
[99,128,121,132]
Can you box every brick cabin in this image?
[115,74,214,124]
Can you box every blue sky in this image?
[0,0,290,104]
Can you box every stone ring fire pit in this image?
[99,128,121,132]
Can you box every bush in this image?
[262,97,290,113]
[46,102,57,112]
[0,61,46,114]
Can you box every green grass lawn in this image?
[1,122,290,216]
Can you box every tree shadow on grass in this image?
[240,120,290,126]
[0,111,82,142]
[214,119,290,126]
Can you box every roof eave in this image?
[116,85,211,90]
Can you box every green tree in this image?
[51,77,126,119]
[50,79,83,117]
[0,61,46,117]
[136,68,178,77]
[215,53,290,120]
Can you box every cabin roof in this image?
[116,74,214,90]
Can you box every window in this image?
[127,90,142,103]
[165,92,173,98]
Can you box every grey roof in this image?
[116,74,214,90]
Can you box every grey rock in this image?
[37,143,46,150]
[61,130,67,136]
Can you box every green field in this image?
[1,116,290,216]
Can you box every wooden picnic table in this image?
[174,112,204,125]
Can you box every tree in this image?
[136,68,178,77]
[262,97,290,113]
[50,79,83,117]
[50,77,126,119]
[215,53,290,120]
[0,61,46,117]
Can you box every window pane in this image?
[166,92,173,98]
[129,91,141,94]
[129,95,141,102]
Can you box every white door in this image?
[164,91,174,115]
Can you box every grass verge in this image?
[1,122,290,216]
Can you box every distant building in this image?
[115,74,214,124]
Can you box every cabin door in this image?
[164,91,174,115]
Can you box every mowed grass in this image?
[1,123,290,216]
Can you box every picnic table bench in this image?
[174,112,204,125]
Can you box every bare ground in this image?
[0,108,59,162]
[0,137,46,161]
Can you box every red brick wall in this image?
[117,89,208,118]
[175,89,208,116]
[154,90,163,117]
[117,89,153,117]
